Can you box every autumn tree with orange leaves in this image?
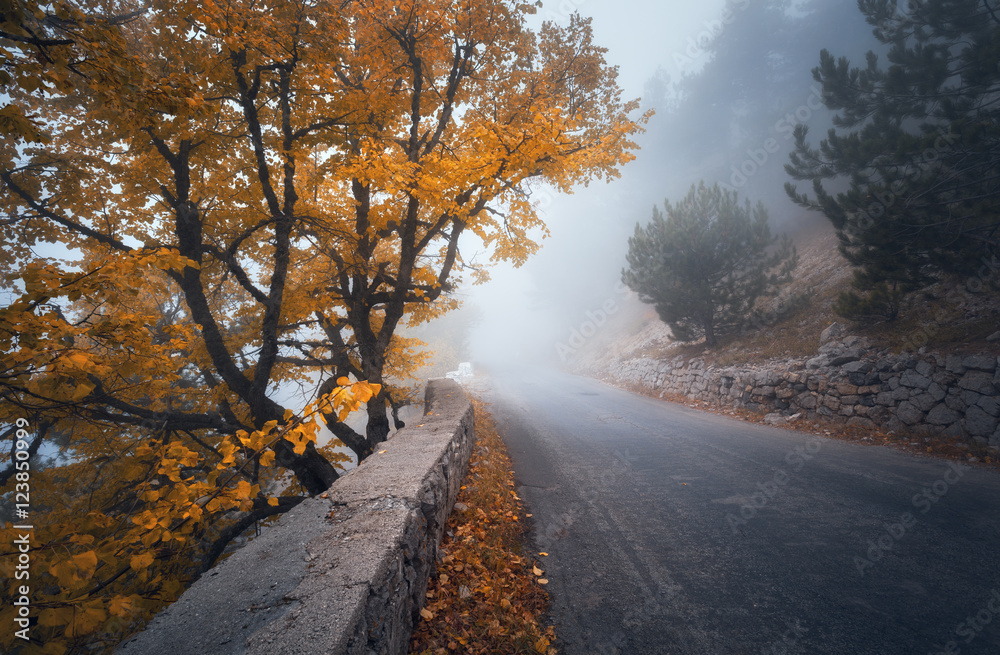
[0,0,645,650]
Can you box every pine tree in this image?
[622,183,796,347]
[785,0,1000,320]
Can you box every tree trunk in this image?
[365,389,392,446]
[703,316,717,348]
[271,439,338,495]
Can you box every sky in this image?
[532,0,729,99]
[463,0,731,367]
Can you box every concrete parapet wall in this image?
[117,378,473,655]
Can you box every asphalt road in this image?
[483,367,1000,655]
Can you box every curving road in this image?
[483,367,1000,655]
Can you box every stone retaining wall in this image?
[601,332,1000,451]
[117,378,473,655]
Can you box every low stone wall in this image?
[601,333,1000,451]
[117,378,473,655]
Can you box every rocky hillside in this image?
[576,221,1000,369]
[571,220,1000,460]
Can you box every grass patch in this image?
[409,396,556,655]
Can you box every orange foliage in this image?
[1,0,645,650]
[410,397,556,655]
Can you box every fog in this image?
[442,0,884,372]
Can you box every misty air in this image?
[2,1,999,653]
